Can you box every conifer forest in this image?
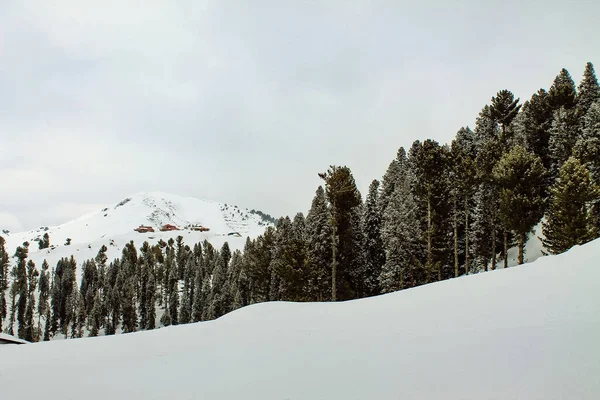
[1,62,599,341]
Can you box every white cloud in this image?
[0,212,24,232]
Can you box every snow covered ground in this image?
[2,238,598,399]
[2,192,273,280]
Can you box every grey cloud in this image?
[1,0,599,230]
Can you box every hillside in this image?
[2,191,274,279]
[2,238,599,399]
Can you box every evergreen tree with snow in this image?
[38,260,50,331]
[378,147,409,214]
[43,309,51,341]
[409,140,452,282]
[516,89,554,189]
[318,165,363,301]
[305,186,332,301]
[24,260,39,341]
[450,138,477,276]
[574,102,600,184]
[549,106,580,178]
[0,236,9,332]
[493,146,546,265]
[380,174,422,292]
[576,62,600,115]
[542,157,600,254]
[13,242,29,339]
[363,180,385,296]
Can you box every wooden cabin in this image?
[134,225,155,233]
[160,224,180,232]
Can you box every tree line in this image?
[0,62,599,340]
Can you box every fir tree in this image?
[362,180,385,296]
[490,89,521,142]
[305,186,332,301]
[493,146,546,264]
[577,62,600,115]
[24,260,39,341]
[548,68,577,110]
[318,165,362,301]
[379,147,409,214]
[516,89,554,190]
[43,309,51,341]
[380,174,422,292]
[450,138,477,276]
[13,242,29,339]
[542,157,600,254]
[549,106,580,178]
[409,140,452,282]
[0,236,9,332]
[38,260,50,330]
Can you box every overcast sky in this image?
[1,0,599,231]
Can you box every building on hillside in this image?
[0,333,29,345]
[134,225,155,233]
[190,225,210,232]
[160,224,180,232]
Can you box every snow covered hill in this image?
[2,238,599,399]
[2,192,274,278]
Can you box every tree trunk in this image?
[518,232,525,265]
[491,228,496,271]
[427,196,434,282]
[503,231,508,269]
[464,196,470,275]
[454,196,459,278]
[331,202,338,302]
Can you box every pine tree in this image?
[379,147,409,214]
[43,309,51,341]
[516,89,554,191]
[380,174,422,292]
[577,62,600,115]
[305,186,332,301]
[362,180,385,296]
[409,140,452,282]
[493,146,546,264]
[0,236,9,332]
[13,242,29,339]
[490,89,521,142]
[548,68,577,110]
[24,260,39,341]
[574,101,600,183]
[542,157,600,254]
[450,138,477,276]
[38,260,50,330]
[549,106,580,178]
[318,165,362,301]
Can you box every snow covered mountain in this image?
[3,192,274,278]
[3,237,599,399]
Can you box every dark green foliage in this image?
[548,68,577,110]
[409,140,452,282]
[363,180,385,296]
[549,106,580,177]
[490,89,521,140]
[542,157,600,254]
[0,236,9,332]
[24,260,39,341]
[13,242,29,339]
[380,174,422,292]
[576,62,600,115]
[305,186,332,301]
[318,165,363,301]
[38,233,50,250]
[519,89,554,175]
[493,146,546,264]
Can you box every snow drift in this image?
[2,238,599,399]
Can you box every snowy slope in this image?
[2,238,599,399]
[2,192,273,279]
